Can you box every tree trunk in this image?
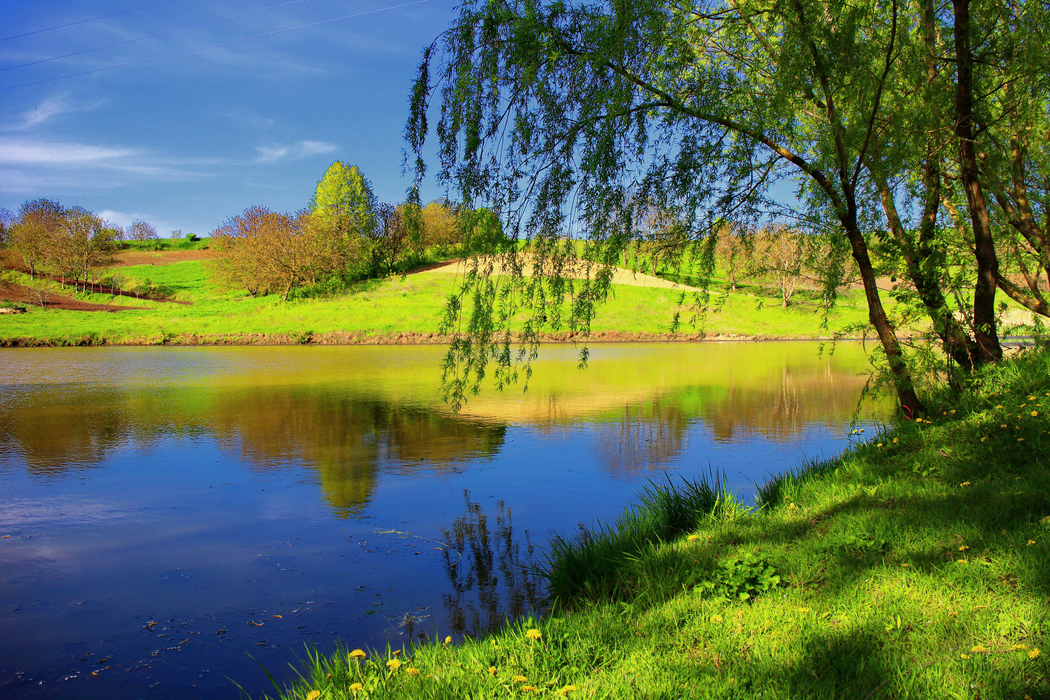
[952,0,1003,365]
[843,212,926,416]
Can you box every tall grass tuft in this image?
[541,472,743,605]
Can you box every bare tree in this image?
[0,207,13,246]
[127,220,158,241]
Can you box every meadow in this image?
[0,245,878,346]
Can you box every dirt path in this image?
[0,283,142,312]
[410,256,702,292]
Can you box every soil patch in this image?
[0,283,141,312]
[112,249,215,267]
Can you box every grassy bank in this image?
[269,346,1050,699]
[0,253,878,346]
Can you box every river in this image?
[0,342,884,699]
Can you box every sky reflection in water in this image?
[0,343,883,699]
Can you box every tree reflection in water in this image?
[439,490,546,638]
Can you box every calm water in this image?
[0,343,883,699]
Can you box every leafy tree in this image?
[311,162,378,258]
[9,199,64,279]
[213,206,357,300]
[52,207,116,292]
[409,0,933,413]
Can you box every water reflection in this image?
[440,491,545,638]
[208,389,506,515]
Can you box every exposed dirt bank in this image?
[0,329,825,348]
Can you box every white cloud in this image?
[0,138,218,193]
[254,140,337,163]
[0,139,137,165]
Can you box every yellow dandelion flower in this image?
[349,683,364,692]
[407,667,421,677]
[525,629,542,640]
[1033,411,1040,417]
[386,659,402,670]
[957,559,968,564]
[971,645,988,652]
[902,563,910,567]
[960,654,970,660]
[877,443,883,448]
[687,534,700,542]
[798,607,810,614]
[960,481,971,487]
[1011,644,1029,651]
[958,545,969,551]
[729,678,736,684]
[916,417,924,422]
[349,649,366,660]
[710,614,724,623]
[950,409,956,414]
[1030,396,1037,401]
[1029,648,1041,659]
[521,686,535,693]
[444,636,452,644]
[893,437,899,444]
[1019,438,1026,442]
[1002,424,1009,429]
[1028,540,1036,545]
[306,691,321,700]
[513,675,528,683]
[488,666,497,676]
[558,685,577,695]
[997,405,1004,409]
[981,437,987,442]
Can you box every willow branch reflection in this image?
[440,491,545,638]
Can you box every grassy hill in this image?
[0,246,879,346]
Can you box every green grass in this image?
[265,346,1050,699]
[1,254,877,346]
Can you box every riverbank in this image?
[271,346,1050,699]
[0,248,887,346]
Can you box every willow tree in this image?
[409,0,932,413]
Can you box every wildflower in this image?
[710,614,724,623]
[950,409,956,414]
[1019,438,1026,442]
[444,636,452,644]
[1030,396,1037,401]
[349,649,366,660]
[957,559,968,564]
[960,482,971,487]
[387,659,402,670]
[1033,411,1040,417]
[958,545,969,551]
[307,692,321,700]
[997,405,1004,409]
[1028,540,1036,545]
[981,437,987,442]
[513,675,528,683]
[525,629,542,640]
[877,443,883,448]
[349,684,364,692]
[960,654,970,659]
[893,437,899,444]
[522,686,535,693]
[1011,644,1029,651]
[1029,649,1042,659]
[1002,424,1009,429]
[407,667,421,677]
[558,685,577,695]
[488,666,497,677]
[798,607,810,614]
[971,645,988,652]
[687,534,700,542]
[902,563,910,568]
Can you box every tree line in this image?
[212,161,509,300]
[408,0,1050,414]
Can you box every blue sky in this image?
[0,0,457,236]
